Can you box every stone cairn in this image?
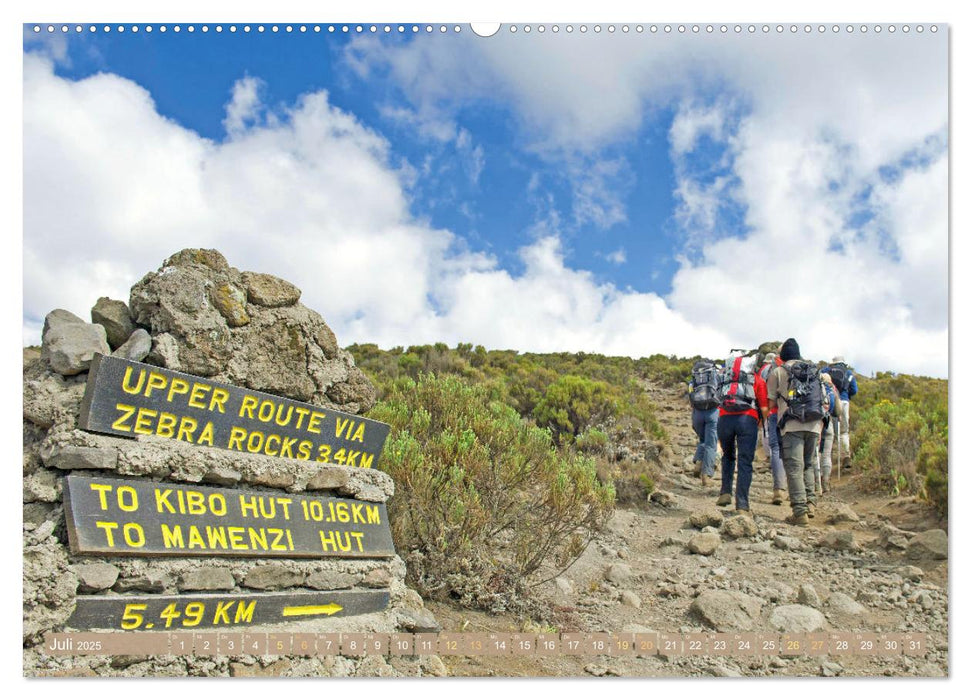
[23,249,443,678]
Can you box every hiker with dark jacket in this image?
[687,359,721,487]
[716,353,769,514]
[767,338,827,525]
[822,355,858,466]
[758,352,786,505]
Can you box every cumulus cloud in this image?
[23,26,948,377]
[343,29,948,376]
[23,52,729,363]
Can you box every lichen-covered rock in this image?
[721,513,758,539]
[41,309,110,376]
[91,297,136,349]
[243,271,302,307]
[129,248,376,412]
[907,529,948,560]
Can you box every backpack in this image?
[688,360,721,410]
[828,362,849,393]
[781,361,825,426]
[719,355,758,413]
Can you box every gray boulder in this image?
[825,592,866,617]
[819,530,858,552]
[768,604,827,633]
[689,507,725,529]
[688,532,721,556]
[907,529,948,560]
[112,328,152,362]
[91,297,135,349]
[721,514,758,539]
[690,590,763,631]
[128,248,376,412]
[41,309,110,376]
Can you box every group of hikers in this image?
[687,338,858,526]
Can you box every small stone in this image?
[773,535,803,551]
[362,567,393,588]
[420,655,448,677]
[899,565,924,582]
[620,590,642,608]
[113,575,168,594]
[826,503,861,524]
[305,570,361,590]
[202,466,242,486]
[230,660,291,677]
[211,283,250,327]
[768,604,827,633]
[689,508,725,529]
[907,529,948,560]
[243,565,305,590]
[398,606,441,633]
[555,577,575,597]
[825,592,866,616]
[179,567,236,591]
[821,661,843,677]
[45,446,118,471]
[605,563,634,585]
[112,328,153,361]
[797,584,822,607]
[688,532,721,556]
[721,514,758,539]
[73,563,120,593]
[91,297,136,349]
[690,590,763,631]
[820,530,858,552]
[41,309,111,376]
[242,271,302,307]
[306,467,350,491]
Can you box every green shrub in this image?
[368,373,615,606]
[533,375,618,442]
[853,371,948,518]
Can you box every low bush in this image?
[368,373,616,607]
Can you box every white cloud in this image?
[343,30,947,376]
[23,25,948,378]
[605,248,626,265]
[223,76,264,137]
[23,53,727,364]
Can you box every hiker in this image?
[823,355,858,466]
[816,372,843,493]
[767,338,827,526]
[715,352,769,514]
[687,359,721,487]
[758,352,786,505]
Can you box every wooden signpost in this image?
[78,354,390,469]
[63,474,396,558]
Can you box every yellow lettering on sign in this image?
[293,406,310,430]
[89,483,113,510]
[161,524,184,549]
[228,527,247,550]
[167,378,190,403]
[209,388,229,413]
[111,404,136,432]
[248,528,267,550]
[206,526,228,549]
[366,505,380,524]
[227,427,246,451]
[145,371,168,398]
[133,408,157,435]
[187,383,212,409]
[156,412,177,438]
[239,395,258,420]
[187,526,205,549]
[117,486,138,512]
[121,366,146,395]
[176,416,198,443]
[95,521,119,547]
[123,523,145,547]
[213,601,233,624]
[359,453,374,470]
[307,411,324,435]
[197,422,214,446]
[235,601,255,623]
[350,422,366,443]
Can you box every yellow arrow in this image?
[282,603,344,617]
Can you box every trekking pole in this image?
[836,420,841,482]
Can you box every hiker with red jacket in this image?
[716,352,769,514]
[758,352,786,505]
[767,338,828,525]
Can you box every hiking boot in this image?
[786,513,809,526]
[807,503,816,518]
[700,473,709,487]
[716,493,732,506]
[772,489,785,505]
[821,479,830,493]
[736,507,751,516]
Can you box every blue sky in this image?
[22,20,949,377]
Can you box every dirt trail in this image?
[426,382,949,678]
